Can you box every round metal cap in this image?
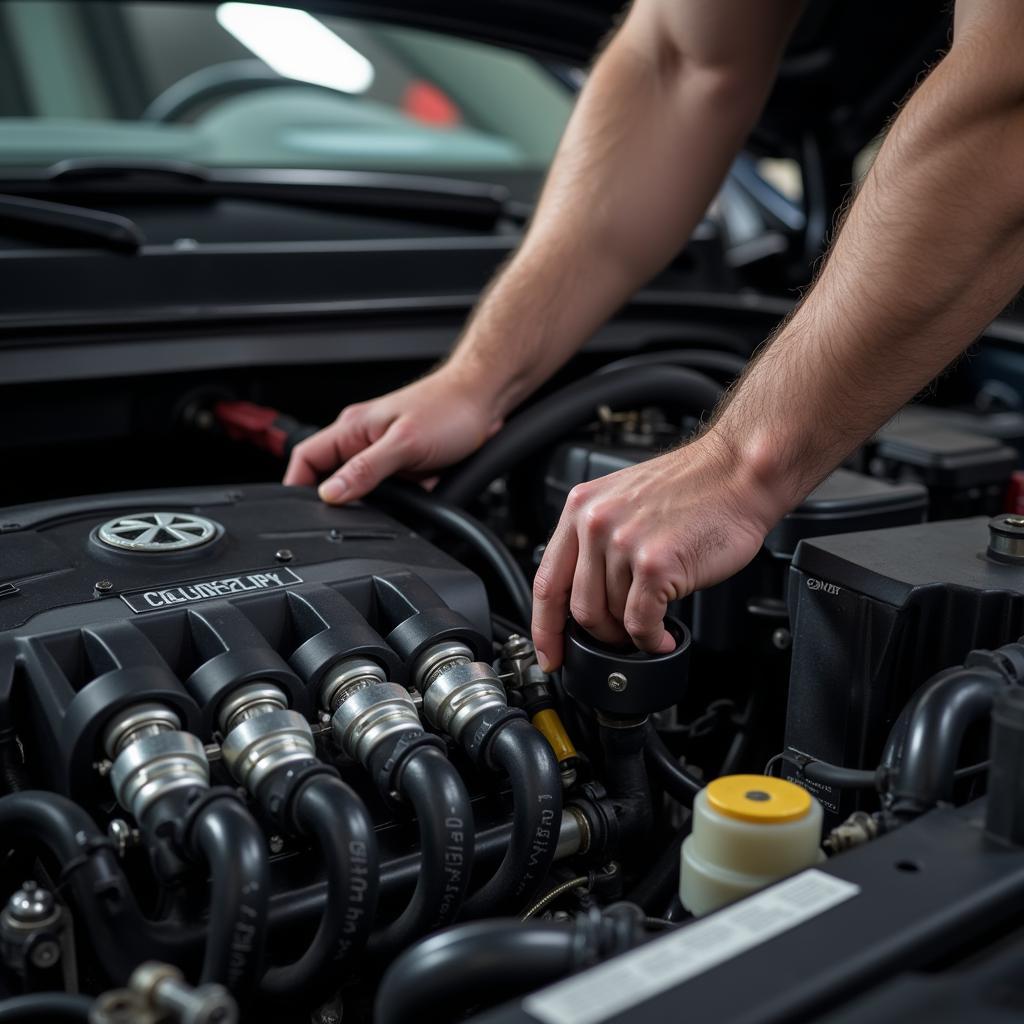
[96,512,221,553]
[988,514,1024,564]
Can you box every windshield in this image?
[0,1,574,176]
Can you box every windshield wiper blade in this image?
[32,159,513,230]
[0,192,143,252]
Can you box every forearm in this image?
[711,31,1024,521]
[447,1,799,416]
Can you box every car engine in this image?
[4,367,1024,1024]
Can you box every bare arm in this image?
[284,0,800,500]
[448,0,802,415]
[532,0,1024,670]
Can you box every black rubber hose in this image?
[600,720,653,839]
[0,792,190,983]
[436,365,723,507]
[891,666,1006,812]
[645,729,701,805]
[597,348,747,382]
[368,745,474,955]
[373,479,533,629]
[190,795,270,993]
[375,920,576,1024]
[624,822,691,914]
[262,774,379,994]
[0,993,93,1021]
[802,761,877,789]
[461,720,562,918]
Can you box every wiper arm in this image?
[35,159,513,230]
[0,192,143,253]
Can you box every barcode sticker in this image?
[524,869,859,1024]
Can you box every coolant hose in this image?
[369,745,474,954]
[376,906,649,1024]
[644,728,701,806]
[373,479,533,629]
[436,365,723,507]
[189,794,270,993]
[461,720,562,918]
[377,920,575,1024]
[0,993,93,1021]
[262,774,379,994]
[0,791,188,983]
[890,666,1007,814]
[599,719,653,839]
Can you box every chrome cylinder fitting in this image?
[321,658,387,714]
[321,658,423,766]
[218,683,315,800]
[411,642,474,693]
[330,683,422,766]
[414,643,509,744]
[105,705,209,826]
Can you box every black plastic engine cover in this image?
[784,516,1024,820]
[0,484,490,800]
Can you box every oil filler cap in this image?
[561,615,690,715]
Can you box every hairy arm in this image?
[532,0,1024,670]
[449,0,802,415]
[285,0,800,500]
[713,0,1024,509]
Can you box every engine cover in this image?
[0,484,490,800]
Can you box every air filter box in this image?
[783,516,1024,821]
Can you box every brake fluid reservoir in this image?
[680,774,824,916]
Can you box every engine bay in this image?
[4,357,1024,1024]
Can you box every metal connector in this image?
[330,682,422,766]
[92,960,237,1024]
[104,705,209,826]
[218,682,316,800]
[320,658,387,714]
[414,642,509,744]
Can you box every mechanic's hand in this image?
[283,366,502,502]
[531,434,782,672]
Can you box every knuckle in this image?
[565,483,591,513]
[343,458,375,488]
[336,404,361,426]
[569,599,598,629]
[609,528,632,554]
[634,547,667,578]
[623,614,656,641]
[532,570,556,603]
[582,503,609,535]
[388,418,420,454]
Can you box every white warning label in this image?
[524,869,860,1024]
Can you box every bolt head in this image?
[268,835,285,855]
[94,579,114,593]
[274,549,293,563]
[29,939,60,969]
[607,672,628,693]
[771,628,792,651]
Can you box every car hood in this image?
[306,0,950,164]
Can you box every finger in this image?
[531,518,579,673]
[283,427,346,486]
[604,543,633,627]
[570,537,629,646]
[622,571,675,654]
[318,420,415,503]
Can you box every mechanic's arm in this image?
[532,0,1024,670]
[284,0,801,499]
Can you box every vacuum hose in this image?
[460,719,562,918]
[375,906,649,1024]
[368,744,475,954]
[436,365,723,507]
[261,773,379,994]
[187,792,270,993]
[889,640,1024,815]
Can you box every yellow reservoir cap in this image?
[705,774,812,824]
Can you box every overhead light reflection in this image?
[216,3,375,95]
